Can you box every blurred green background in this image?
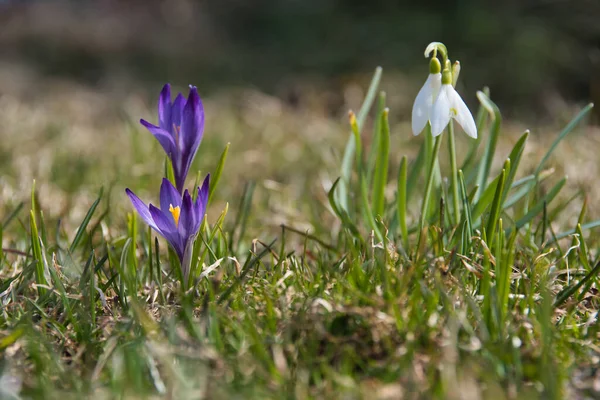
[1,0,599,119]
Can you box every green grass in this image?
[1,69,599,400]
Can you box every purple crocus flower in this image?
[126,176,209,263]
[141,84,204,193]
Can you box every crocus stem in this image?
[417,134,443,251]
[447,121,461,225]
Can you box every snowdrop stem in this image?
[417,134,443,250]
[425,125,442,203]
[447,121,461,225]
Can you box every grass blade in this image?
[406,139,427,202]
[372,108,390,219]
[501,131,529,205]
[337,67,383,212]
[458,170,473,253]
[485,162,507,242]
[508,177,567,234]
[397,156,408,249]
[474,90,501,202]
[70,189,103,253]
[208,142,230,206]
[30,210,48,297]
[554,260,600,307]
[461,87,490,171]
[349,111,382,241]
[535,103,594,176]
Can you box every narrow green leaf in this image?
[458,170,473,252]
[367,91,387,184]
[327,177,360,238]
[461,87,490,171]
[576,224,591,272]
[508,177,567,234]
[208,142,230,206]
[337,67,383,211]
[535,103,594,176]
[1,202,23,229]
[554,260,600,307]
[471,173,502,222]
[350,112,382,241]
[474,91,502,202]
[555,219,600,241]
[0,225,3,264]
[406,139,426,202]
[229,181,255,251]
[501,131,529,205]
[30,210,47,296]
[70,189,103,253]
[485,164,507,241]
[372,108,390,219]
[397,156,408,250]
[494,219,508,327]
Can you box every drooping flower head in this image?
[412,56,442,136]
[412,42,477,139]
[141,84,204,193]
[430,68,477,139]
[126,176,209,262]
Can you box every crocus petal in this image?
[411,73,441,136]
[158,84,172,131]
[125,189,159,232]
[430,85,453,137]
[171,93,186,137]
[195,174,210,218]
[159,178,182,213]
[178,189,197,240]
[149,204,177,234]
[140,119,176,157]
[177,87,205,191]
[149,204,184,258]
[449,88,477,139]
[181,86,204,153]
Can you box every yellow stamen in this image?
[169,204,181,227]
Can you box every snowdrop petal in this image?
[449,88,477,139]
[430,85,452,137]
[411,73,441,136]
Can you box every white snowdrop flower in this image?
[411,57,442,136]
[430,69,477,139]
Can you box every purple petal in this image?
[195,174,210,218]
[181,87,204,153]
[159,178,182,213]
[140,119,176,157]
[171,93,186,136]
[149,204,184,259]
[178,87,204,192]
[125,189,159,232]
[149,204,176,233]
[158,84,172,131]
[179,189,197,240]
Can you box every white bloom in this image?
[411,73,442,136]
[430,83,477,138]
